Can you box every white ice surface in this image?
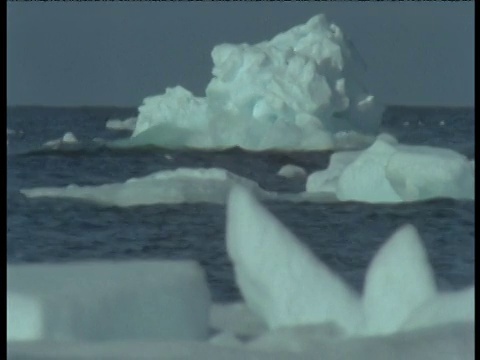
[106,117,137,131]
[119,14,383,151]
[306,136,475,203]
[7,261,210,342]
[20,167,274,206]
[276,164,307,179]
[362,224,436,335]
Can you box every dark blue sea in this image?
[6,106,475,302]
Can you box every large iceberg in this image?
[306,135,475,203]
[20,167,274,206]
[118,15,383,151]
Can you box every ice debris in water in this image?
[276,164,307,179]
[20,168,274,206]
[105,117,137,131]
[42,132,79,149]
[306,134,475,203]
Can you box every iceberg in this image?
[226,186,474,337]
[120,15,383,151]
[306,136,475,203]
[20,168,274,206]
[7,260,211,342]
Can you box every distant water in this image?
[6,106,475,302]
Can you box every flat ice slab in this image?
[306,136,475,203]
[7,260,211,342]
[20,167,274,207]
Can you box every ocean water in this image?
[6,106,475,302]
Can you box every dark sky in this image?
[7,2,474,107]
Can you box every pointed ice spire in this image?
[362,224,437,335]
[226,185,363,335]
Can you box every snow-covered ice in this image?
[7,260,210,342]
[306,136,475,203]
[20,167,274,206]
[116,14,383,151]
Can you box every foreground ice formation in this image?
[117,14,383,151]
[306,135,475,203]
[7,186,474,359]
[226,186,474,338]
[7,261,210,342]
[20,168,273,206]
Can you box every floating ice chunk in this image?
[209,302,267,338]
[386,145,474,201]
[276,164,307,179]
[362,225,436,335]
[106,117,137,131]
[42,132,79,149]
[306,150,360,194]
[307,136,475,203]
[124,14,382,151]
[226,186,363,334]
[21,168,274,206]
[7,260,210,342]
[62,132,78,143]
[337,138,402,203]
